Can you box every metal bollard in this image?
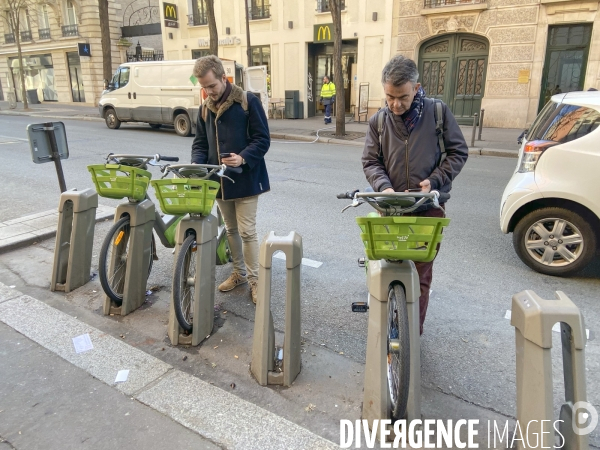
[251,231,302,387]
[362,259,422,428]
[51,188,98,293]
[478,109,485,141]
[103,200,155,316]
[511,290,589,450]
[167,215,217,346]
[470,113,479,147]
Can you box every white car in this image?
[500,91,600,276]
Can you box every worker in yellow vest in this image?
[320,76,336,124]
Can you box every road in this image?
[1,116,598,446]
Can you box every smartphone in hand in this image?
[220,153,232,158]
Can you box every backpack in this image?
[202,90,251,122]
[377,99,446,166]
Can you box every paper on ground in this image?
[115,370,129,383]
[72,333,93,353]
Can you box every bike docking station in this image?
[362,259,422,425]
[251,231,302,387]
[103,200,155,316]
[26,122,98,293]
[167,214,218,346]
[511,290,592,450]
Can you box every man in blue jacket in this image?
[192,56,271,304]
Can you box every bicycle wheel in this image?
[387,284,410,421]
[99,217,154,306]
[173,234,197,333]
[215,209,231,265]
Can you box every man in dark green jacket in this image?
[362,55,468,334]
[192,55,271,304]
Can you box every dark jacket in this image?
[362,98,468,198]
[191,83,270,200]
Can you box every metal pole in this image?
[478,109,485,141]
[45,122,67,193]
[470,113,478,148]
[244,0,252,67]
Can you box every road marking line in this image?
[273,252,323,268]
[505,309,589,339]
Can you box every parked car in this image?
[500,91,600,276]
[98,60,268,137]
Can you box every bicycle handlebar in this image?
[106,153,179,163]
[337,189,449,214]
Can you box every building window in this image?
[251,45,271,96]
[39,4,51,39]
[317,0,345,13]
[66,0,77,24]
[249,0,270,19]
[192,49,211,59]
[189,0,208,26]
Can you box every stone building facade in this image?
[0,0,163,105]
[161,0,396,120]
[394,0,600,127]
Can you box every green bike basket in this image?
[151,178,220,215]
[87,164,151,201]
[356,216,450,262]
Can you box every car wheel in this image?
[149,123,161,129]
[174,113,191,137]
[513,207,596,276]
[105,108,121,130]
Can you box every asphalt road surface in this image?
[1,117,598,445]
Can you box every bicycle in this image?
[151,162,240,334]
[87,153,232,307]
[338,189,450,422]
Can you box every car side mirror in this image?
[108,82,115,90]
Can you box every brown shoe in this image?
[218,272,247,292]
[249,279,258,304]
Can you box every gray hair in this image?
[193,55,225,79]
[381,55,419,86]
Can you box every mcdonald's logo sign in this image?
[163,2,178,20]
[314,24,334,43]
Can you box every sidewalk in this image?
[0,101,521,157]
[0,283,339,450]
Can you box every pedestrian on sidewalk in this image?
[320,76,336,125]
[191,55,271,304]
[362,55,468,334]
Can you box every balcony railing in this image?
[4,33,15,44]
[187,12,207,26]
[317,0,345,12]
[39,28,51,39]
[249,3,270,19]
[61,24,78,37]
[126,50,164,61]
[20,30,32,42]
[423,0,485,7]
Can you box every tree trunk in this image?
[206,0,218,56]
[98,0,112,83]
[244,0,252,66]
[330,0,345,136]
[11,12,29,110]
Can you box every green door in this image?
[539,24,592,111]
[419,34,488,124]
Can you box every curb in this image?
[271,132,364,147]
[0,111,103,122]
[0,209,114,255]
[469,148,519,158]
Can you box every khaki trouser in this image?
[216,196,259,281]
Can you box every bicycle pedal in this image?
[351,302,369,313]
[357,257,366,268]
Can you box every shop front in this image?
[8,54,58,103]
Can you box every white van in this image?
[99,59,268,137]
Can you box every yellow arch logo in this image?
[317,26,331,41]
[164,3,177,20]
